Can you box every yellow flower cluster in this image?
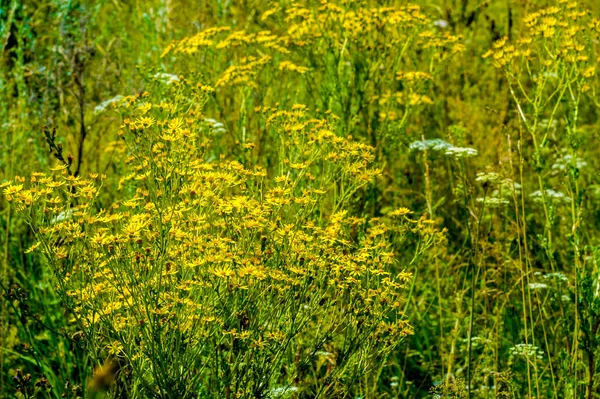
[162,26,302,88]
[284,3,430,47]
[2,170,101,212]
[215,55,272,88]
[160,26,231,56]
[483,2,596,72]
[3,78,443,395]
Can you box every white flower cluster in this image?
[475,173,521,190]
[204,118,227,134]
[51,209,73,224]
[409,138,453,152]
[409,138,478,159]
[530,189,571,203]
[528,282,548,290]
[509,343,544,360]
[269,386,298,398]
[153,72,180,84]
[475,172,503,184]
[445,146,478,158]
[94,94,124,114]
[475,173,520,208]
[552,153,587,172]
[542,272,569,283]
[433,19,449,28]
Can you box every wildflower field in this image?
[2,0,600,397]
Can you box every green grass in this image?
[2,0,600,398]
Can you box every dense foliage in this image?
[2,0,600,398]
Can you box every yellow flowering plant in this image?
[160,1,464,170]
[3,78,439,398]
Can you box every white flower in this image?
[51,209,73,224]
[552,153,587,172]
[154,72,179,84]
[530,189,570,203]
[205,118,227,134]
[409,138,478,158]
[509,343,544,359]
[269,386,298,398]
[445,146,478,158]
[94,95,124,114]
[475,172,503,184]
[528,283,548,290]
[542,272,568,282]
[409,138,453,152]
[434,19,449,28]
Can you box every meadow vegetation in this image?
[2,0,600,398]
